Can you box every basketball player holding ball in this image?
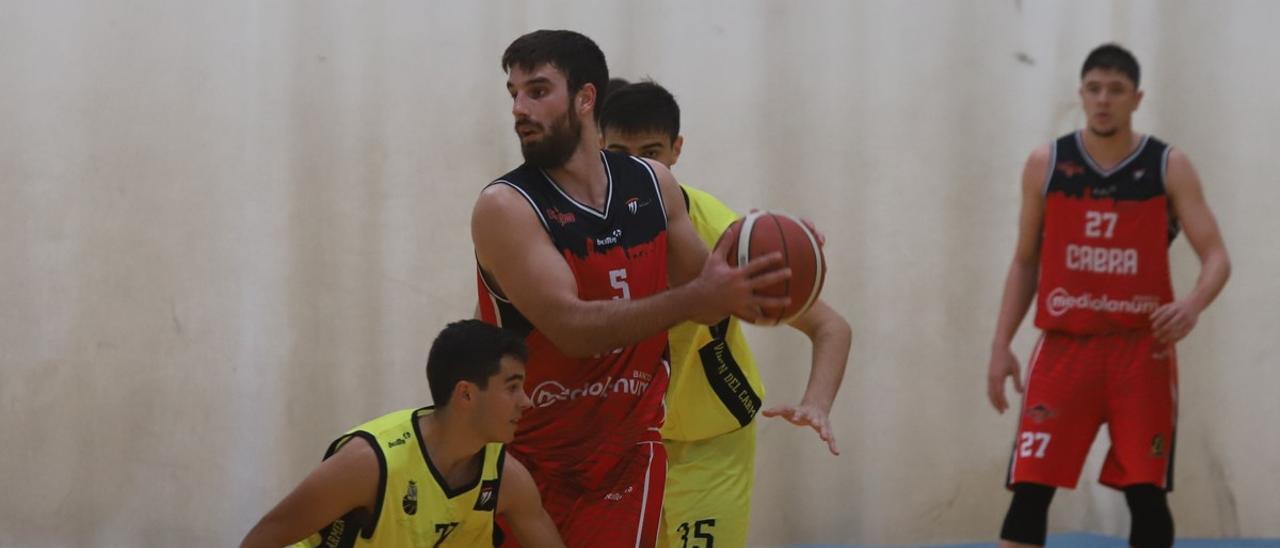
[987,44,1230,547]
[471,30,795,547]
[599,79,851,548]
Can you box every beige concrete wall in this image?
[1,1,1275,545]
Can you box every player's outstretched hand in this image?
[986,346,1024,414]
[688,233,791,324]
[762,404,839,456]
[1150,300,1199,344]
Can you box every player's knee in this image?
[1124,483,1173,548]
[1000,482,1056,546]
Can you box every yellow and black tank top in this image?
[663,185,767,442]
[294,407,505,547]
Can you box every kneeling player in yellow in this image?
[241,320,564,548]
[600,80,852,547]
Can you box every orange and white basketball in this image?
[720,211,827,325]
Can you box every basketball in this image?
[719,210,827,325]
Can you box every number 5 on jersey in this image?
[609,268,631,300]
[594,269,630,358]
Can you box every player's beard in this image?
[520,104,583,169]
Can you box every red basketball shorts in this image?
[1006,331,1178,491]
[501,441,666,547]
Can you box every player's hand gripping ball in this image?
[718,211,826,325]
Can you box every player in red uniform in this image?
[471,30,791,547]
[986,44,1230,548]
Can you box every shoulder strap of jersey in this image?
[487,179,551,234]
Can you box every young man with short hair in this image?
[599,79,852,548]
[240,320,563,547]
[987,44,1230,548]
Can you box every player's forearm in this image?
[991,259,1039,349]
[500,462,567,548]
[549,285,700,357]
[798,318,849,412]
[1185,246,1231,313]
[797,308,851,414]
[508,512,568,548]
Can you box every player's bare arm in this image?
[1149,149,1231,344]
[497,455,566,548]
[987,143,1051,414]
[762,299,852,455]
[473,184,790,358]
[240,438,380,548]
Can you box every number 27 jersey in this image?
[1035,132,1178,334]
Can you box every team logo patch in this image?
[1056,161,1085,177]
[1026,403,1057,424]
[1133,168,1147,180]
[473,479,499,511]
[402,480,418,515]
[627,197,639,215]
[1151,434,1165,457]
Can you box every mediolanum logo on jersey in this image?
[529,375,650,408]
[1045,287,1160,317]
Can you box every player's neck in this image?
[545,134,609,211]
[418,412,485,485]
[1080,126,1144,169]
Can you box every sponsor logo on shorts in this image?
[1026,403,1057,424]
[1151,434,1166,457]
[1044,287,1160,317]
[529,375,650,408]
[603,485,634,502]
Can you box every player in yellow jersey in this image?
[241,320,564,548]
[599,80,853,548]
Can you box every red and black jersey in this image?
[1035,131,1179,334]
[476,150,670,491]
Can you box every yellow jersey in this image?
[295,407,504,547]
[663,185,767,442]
